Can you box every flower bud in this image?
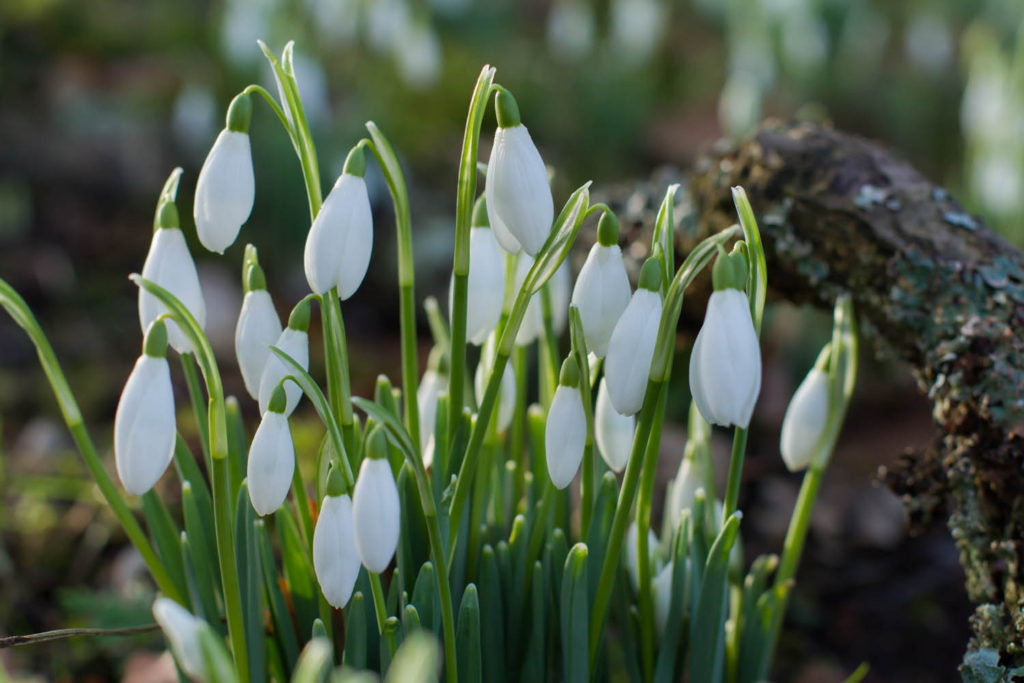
[258,300,310,416]
[512,254,544,346]
[545,357,587,490]
[485,91,554,256]
[594,377,634,472]
[604,258,664,415]
[235,261,282,400]
[246,385,295,516]
[417,347,448,464]
[452,196,504,345]
[193,94,255,254]
[665,459,703,533]
[652,561,674,636]
[570,212,630,357]
[624,521,659,590]
[352,437,401,573]
[474,333,515,434]
[152,598,205,678]
[304,146,373,300]
[780,366,830,472]
[139,200,206,354]
[313,490,361,608]
[550,259,572,336]
[114,321,176,495]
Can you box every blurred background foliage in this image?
[1,0,1021,680]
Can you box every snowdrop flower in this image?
[304,146,373,300]
[115,321,176,495]
[247,384,295,516]
[780,361,830,472]
[624,521,659,590]
[417,347,447,465]
[571,211,630,357]
[512,254,544,346]
[475,333,516,433]
[604,258,663,415]
[689,249,761,428]
[139,200,206,355]
[594,377,634,472]
[610,0,665,67]
[665,458,703,533]
[152,598,205,678]
[193,93,255,254]
[545,357,587,490]
[546,0,596,62]
[550,259,571,336]
[258,299,310,416]
[313,469,361,608]
[393,19,443,90]
[485,90,554,256]
[235,259,282,400]
[352,430,401,573]
[452,196,504,345]
[652,561,674,635]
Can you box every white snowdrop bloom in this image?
[313,482,361,608]
[780,366,830,472]
[247,385,295,516]
[652,561,674,636]
[571,212,630,357]
[139,201,206,355]
[304,147,373,300]
[115,321,176,496]
[545,358,587,490]
[512,254,544,346]
[393,20,442,90]
[594,377,634,472]
[193,94,255,254]
[689,251,761,428]
[665,458,703,533]
[624,521,660,591]
[550,259,572,336]
[475,334,516,434]
[489,205,522,254]
[152,598,205,678]
[547,0,596,62]
[258,300,310,416]
[452,197,504,345]
[417,350,447,465]
[610,0,665,66]
[718,71,763,141]
[235,261,282,400]
[352,432,401,573]
[485,91,554,256]
[604,259,664,416]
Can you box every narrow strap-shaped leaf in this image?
[380,617,403,675]
[235,482,267,683]
[479,545,506,683]
[256,519,300,669]
[198,623,240,683]
[521,560,546,681]
[411,562,439,635]
[689,513,742,683]
[736,554,779,683]
[225,397,248,509]
[584,472,619,607]
[181,483,221,629]
[403,604,422,635]
[179,532,213,632]
[276,507,319,635]
[174,436,217,563]
[455,584,481,683]
[344,591,368,669]
[654,513,692,683]
[384,631,442,683]
[560,543,590,683]
[731,187,767,333]
[141,490,188,600]
[291,638,332,683]
[652,184,679,290]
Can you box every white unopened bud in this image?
[417,363,447,466]
[193,132,254,253]
[512,254,543,346]
[475,333,515,434]
[594,377,634,472]
[235,268,282,400]
[352,455,401,573]
[624,522,659,591]
[571,217,630,357]
[545,358,586,490]
[313,493,361,608]
[604,285,662,416]
[152,598,205,678]
[247,388,294,516]
[780,367,830,472]
[452,201,504,345]
[258,321,309,416]
[652,561,674,636]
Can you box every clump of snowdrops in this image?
[0,43,861,683]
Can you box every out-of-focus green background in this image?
[1,0,1020,680]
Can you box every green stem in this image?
[776,464,823,586]
[722,427,749,522]
[400,282,420,449]
[580,441,594,539]
[368,572,393,642]
[180,354,211,473]
[426,506,458,683]
[510,346,528,507]
[213,446,250,683]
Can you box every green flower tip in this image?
[558,356,579,388]
[288,299,311,332]
[142,319,169,358]
[366,427,389,460]
[156,200,179,230]
[711,247,748,292]
[226,93,253,133]
[244,262,267,293]
[597,210,620,247]
[325,466,348,497]
[427,346,449,374]
[638,257,663,292]
[268,383,288,413]
[471,195,489,228]
[495,90,521,129]
[342,145,366,178]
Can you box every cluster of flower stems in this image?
[0,44,863,683]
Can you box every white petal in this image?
[544,385,587,489]
[653,561,674,636]
[485,125,553,256]
[474,337,516,433]
[313,494,361,608]
[417,369,444,459]
[666,458,701,530]
[462,227,505,345]
[624,522,660,591]
[352,457,401,573]
[550,259,572,336]
[152,598,205,678]
[489,208,522,254]
[571,244,631,357]
[139,227,206,354]
[258,327,309,416]
[594,378,634,472]
[235,290,282,400]
[604,289,663,415]
[780,368,830,472]
[114,355,176,495]
[247,411,295,516]
[194,130,255,254]
[304,173,373,299]
[512,254,543,346]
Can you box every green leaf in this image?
[344,592,368,670]
[521,561,546,681]
[180,483,220,629]
[584,472,618,607]
[479,546,506,683]
[652,184,679,290]
[403,604,422,635]
[653,513,692,683]
[456,584,482,683]
[411,562,439,635]
[198,623,239,683]
[384,631,442,683]
[453,66,497,275]
[257,519,300,669]
[235,482,266,683]
[225,397,248,508]
[277,507,319,634]
[141,491,188,601]
[731,186,767,333]
[291,638,332,683]
[380,617,402,675]
[365,121,413,287]
[689,513,742,683]
[560,543,590,683]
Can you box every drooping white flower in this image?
[652,561,674,636]
[451,197,504,345]
[594,377,634,472]
[624,521,660,591]
[550,259,571,336]
[235,260,282,400]
[780,366,830,472]
[313,481,361,608]
[475,333,516,433]
[352,432,401,573]
[247,385,295,516]
[193,94,255,254]
[689,251,761,428]
[485,90,553,256]
[604,258,664,416]
[114,321,176,496]
[546,0,596,62]
[152,598,205,678]
[571,212,631,357]
[258,300,310,416]
[139,200,206,355]
[417,348,448,466]
[545,358,587,490]
[512,253,544,346]
[304,146,373,300]
[665,458,703,533]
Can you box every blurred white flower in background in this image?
[609,0,666,67]
[904,10,954,76]
[547,0,596,63]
